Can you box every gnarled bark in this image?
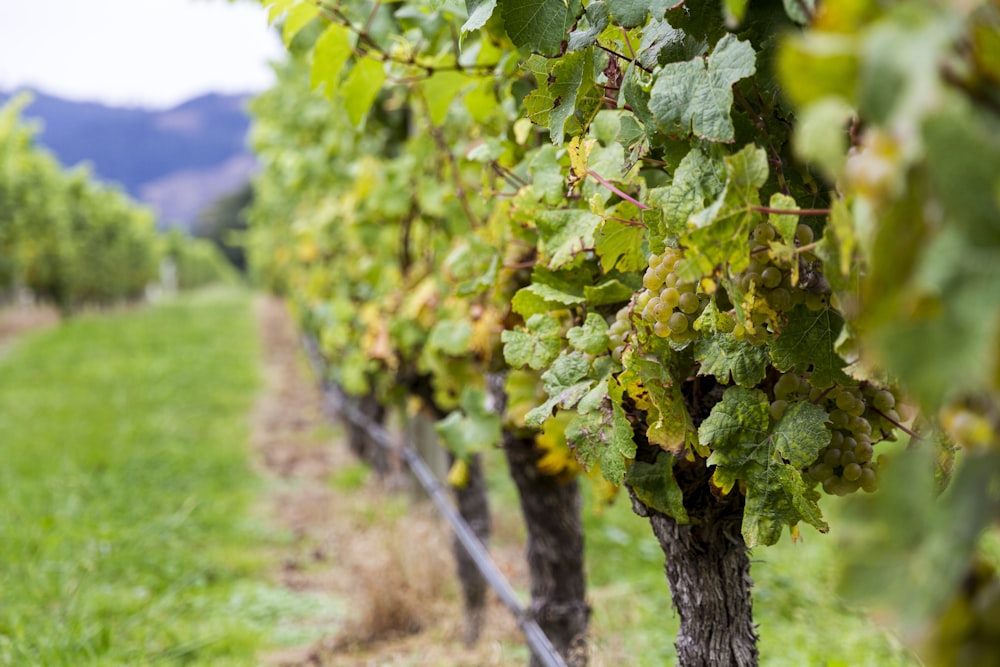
[503,430,590,667]
[630,454,758,667]
[448,450,492,646]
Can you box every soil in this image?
[0,302,60,355]
[252,296,529,666]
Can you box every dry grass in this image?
[253,296,525,667]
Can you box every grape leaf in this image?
[584,279,636,306]
[500,0,580,55]
[700,387,830,546]
[769,304,850,388]
[282,1,318,46]
[422,71,473,126]
[695,333,769,387]
[568,1,609,51]
[567,312,611,355]
[649,33,756,142]
[648,145,724,248]
[463,0,498,34]
[436,386,502,458]
[536,209,602,269]
[782,0,817,24]
[670,145,767,282]
[311,23,352,98]
[627,454,690,523]
[619,353,691,452]
[511,282,585,316]
[529,145,566,205]
[525,352,597,426]
[341,58,386,126]
[595,215,646,272]
[426,318,473,355]
[567,379,636,484]
[605,0,670,28]
[501,313,561,369]
[524,51,598,144]
[638,18,704,69]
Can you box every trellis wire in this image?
[302,336,569,667]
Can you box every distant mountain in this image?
[0,89,257,230]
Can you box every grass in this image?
[0,289,327,666]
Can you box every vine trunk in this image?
[502,430,590,666]
[630,455,758,667]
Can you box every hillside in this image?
[0,89,255,230]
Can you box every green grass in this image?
[0,289,331,666]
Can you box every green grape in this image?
[835,391,855,411]
[664,272,679,287]
[648,253,664,268]
[850,416,872,435]
[660,287,681,308]
[653,321,670,337]
[805,292,828,311]
[854,432,872,448]
[643,268,661,290]
[611,345,624,362]
[859,466,878,492]
[753,223,776,243]
[810,463,833,481]
[741,272,761,292]
[842,436,857,452]
[641,298,659,322]
[855,442,874,463]
[761,267,783,289]
[733,323,746,340]
[770,399,788,421]
[829,430,845,448]
[843,462,862,481]
[676,280,696,293]
[668,311,689,333]
[636,290,653,310]
[774,373,800,400]
[872,389,895,412]
[840,450,858,466]
[678,292,700,314]
[822,476,842,495]
[795,223,814,245]
[652,302,671,322]
[824,448,842,467]
[768,287,791,310]
[847,398,866,418]
[829,409,849,429]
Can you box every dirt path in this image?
[0,302,60,356]
[252,296,526,666]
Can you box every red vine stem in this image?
[585,170,650,210]
[870,406,923,441]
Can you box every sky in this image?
[0,0,285,109]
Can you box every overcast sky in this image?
[0,0,284,109]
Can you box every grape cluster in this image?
[770,373,902,496]
[732,222,825,345]
[608,306,630,362]
[636,247,708,345]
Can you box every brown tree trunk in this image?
[448,450,492,646]
[629,454,758,667]
[345,392,392,476]
[503,430,590,667]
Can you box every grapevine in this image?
[247,1,1000,665]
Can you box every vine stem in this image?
[585,170,650,210]
[870,406,923,441]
